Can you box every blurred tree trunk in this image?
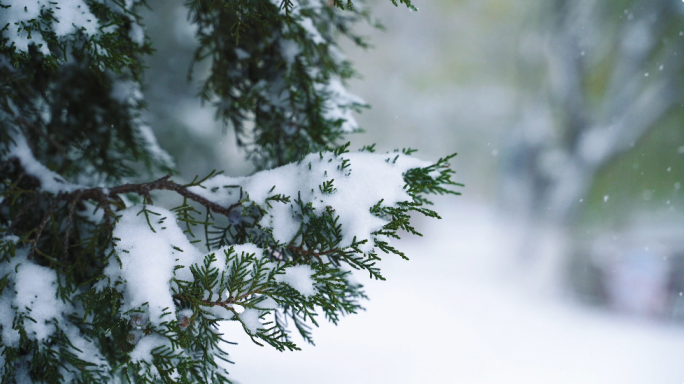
[500,0,683,289]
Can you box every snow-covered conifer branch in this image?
[0,0,459,382]
[1,134,460,382]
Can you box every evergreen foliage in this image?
[0,0,460,382]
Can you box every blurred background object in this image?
[141,0,684,382]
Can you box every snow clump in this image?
[275,265,317,296]
[1,0,98,54]
[0,250,63,346]
[189,151,430,253]
[5,134,82,193]
[239,308,264,334]
[103,206,202,325]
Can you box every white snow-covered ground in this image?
[220,199,684,383]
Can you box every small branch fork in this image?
[286,245,337,262]
[4,157,240,217]
[173,289,272,345]
[75,173,241,217]
[172,288,262,318]
[4,157,240,257]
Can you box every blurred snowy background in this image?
[141,0,684,382]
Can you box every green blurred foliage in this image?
[585,108,684,225]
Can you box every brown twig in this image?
[76,173,241,218]
[29,198,59,260]
[5,157,242,259]
[286,245,338,262]
[5,192,38,235]
[5,158,241,219]
[63,190,82,259]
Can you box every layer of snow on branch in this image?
[279,38,302,68]
[0,250,64,346]
[0,250,107,372]
[0,249,107,371]
[111,80,175,169]
[105,209,265,327]
[274,0,328,61]
[298,17,325,45]
[318,78,365,133]
[104,206,202,325]
[13,259,65,342]
[111,80,144,106]
[130,335,171,364]
[275,265,316,296]
[0,0,98,54]
[239,308,264,333]
[209,244,264,275]
[189,151,430,252]
[136,124,176,169]
[129,22,145,46]
[4,134,81,193]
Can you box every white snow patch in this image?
[109,82,174,168]
[136,124,175,169]
[62,324,107,366]
[0,250,66,346]
[129,22,145,46]
[318,78,365,133]
[14,261,65,341]
[189,151,429,252]
[1,0,98,54]
[5,134,81,193]
[1,235,19,244]
[111,81,143,105]
[257,297,279,310]
[105,208,265,328]
[239,308,264,333]
[105,206,202,325]
[298,18,325,45]
[208,244,264,275]
[52,0,98,37]
[0,1,49,54]
[129,334,169,363]
[205,304,236,321]
[235,48,250,60]
[0,293,19,347]
[276,265,316,296]
[280,39,302,67]
[177,308,193,321]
